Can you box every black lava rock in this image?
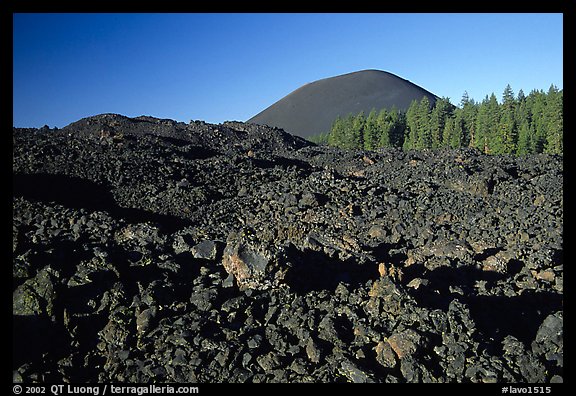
[12,115,562,383]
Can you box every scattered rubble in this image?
[13,114,563,382]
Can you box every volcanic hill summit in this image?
[247,69,439,138]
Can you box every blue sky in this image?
[13,13,563,128]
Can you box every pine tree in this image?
[502,84,515,107]
[376,108,391,148]
[460,91,470,108]
[460,92,476,148]
[351,112,365,149]
[336,114,351,149]
[514,90,530,132]
[404,99,419,150]
[415,96,432,150]
[517,89,526,102]
[327,116,345,148]
[474,96,490,153]
[363,109,379,150]
[516,120,535,156]
[430,97,452,149]
[496,84,518,154]
[445,111,464,149]
[495,111,517,154]
[544,85,563,154]
[328,114,358,149]
[485,93,501,154]
[442,115,455,148]
[474,94,500,154]
[308,131,330,145]
[528,89,547,153]
[389,106,406,148]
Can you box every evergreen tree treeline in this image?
[311,84,562,155]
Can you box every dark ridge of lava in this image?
[247,69,439,138]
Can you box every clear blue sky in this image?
[13,13,563,128]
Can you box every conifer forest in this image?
[311,85,563,156]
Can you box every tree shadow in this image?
[467,291,562,345]
[13,315,70,369]
[405,264,562,345]
[13,172,191,232]
[282,245,378,294]
[405,264,509,307]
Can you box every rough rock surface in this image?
[13,114,563,383]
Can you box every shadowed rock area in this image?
[247,69,439,138]
[13,114,562,383]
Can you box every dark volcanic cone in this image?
[247,69,439,138]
